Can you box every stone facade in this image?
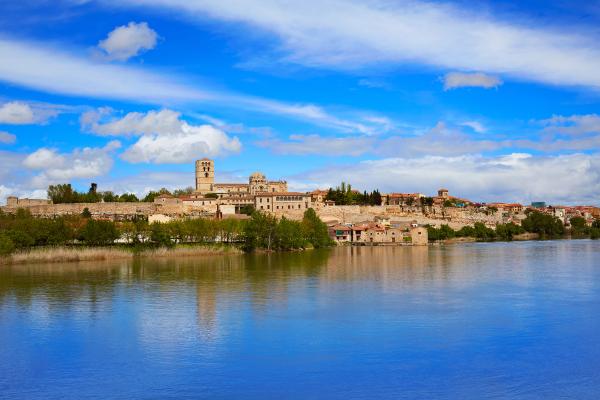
[254,192,312,214]
[6,196,52,207]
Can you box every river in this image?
[1,240,600,399]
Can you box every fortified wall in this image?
[0,201,216,220]
[2,199,516,228]
[316,205,509,229]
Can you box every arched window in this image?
[205,173,209,178]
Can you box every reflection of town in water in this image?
[2,241,596,343]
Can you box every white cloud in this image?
[115,0,600,89]
[84,108,242,163]
[0,36,383,134]
[443,72,502,90]
[0,101,35,124]
[98,21,158,61]
[23,141,121,187]
[296,153,600,205]
[0,131,16,144]
[460,121,487,133]
[0,37,204,103]
[540,114,600,136]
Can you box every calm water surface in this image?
[1,241,600,399]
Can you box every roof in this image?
[331,224,352,231]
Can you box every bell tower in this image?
[195,158,214,194]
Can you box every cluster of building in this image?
[329,218,428,246]
[3,158,599,243]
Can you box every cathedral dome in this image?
[249,171,266,180]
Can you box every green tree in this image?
[150,223,174,247]
[81,207,92,218]
[80,219,119,245]
[0,234,15,255]
[48,183,77,203]
[301,208,333,248]
[522,211,565,237]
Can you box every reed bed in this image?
[6,247,134,265]
[138,245,243,258]
[2,244,243,265]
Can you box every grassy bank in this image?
[2,244,243,265]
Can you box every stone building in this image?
[254,192,312,213]
[194,158,287,196]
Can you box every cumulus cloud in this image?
[0,101,35,124]
[83,108,241,163]
[443,72,502,90]
[0,131,16,144]
[23,141,121,187]
[97,21,158,61]
[296,153,600,205]
[114,0,600,89]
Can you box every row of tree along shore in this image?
[0,208,334,259]
[427,211,600,241]
[1,207,598,263]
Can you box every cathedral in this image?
[195,158,287,196]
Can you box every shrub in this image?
[0,234,15,255]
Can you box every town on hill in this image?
[2,158,600,247]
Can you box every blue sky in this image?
[1,0,600,205]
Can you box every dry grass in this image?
[2,244,243,265]
[139,245,243,258]
[6,247,133,265]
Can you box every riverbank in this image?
[1,244,243,265]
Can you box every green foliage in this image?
[301,208,334,248]
[142,188,172,202]
[81,207,92,218]
[48,183,140,204]
[0,234,15,255]
[428,222,522,242]
[495,223,525,240]
[243,211,278,251]
[591,228,600,240]
[172,187,195,197]
[118,193,139,202]
[325,182,382,205]
[569,216,589,238]
[239,204,255,215]
[80,219,119,246]
[204,192,219,199]
[521,211,565,237]
[150,223,174,248]
[420,197,434,207]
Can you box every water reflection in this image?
[2,241,600,400]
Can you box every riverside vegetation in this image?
[427,211,600,242]
[0,208,333,263]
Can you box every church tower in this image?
[195,158,214,194]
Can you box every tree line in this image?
[47,183,200,204]
[325,182,382,206]
[0,208,333,255]
[427,211,600,242]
